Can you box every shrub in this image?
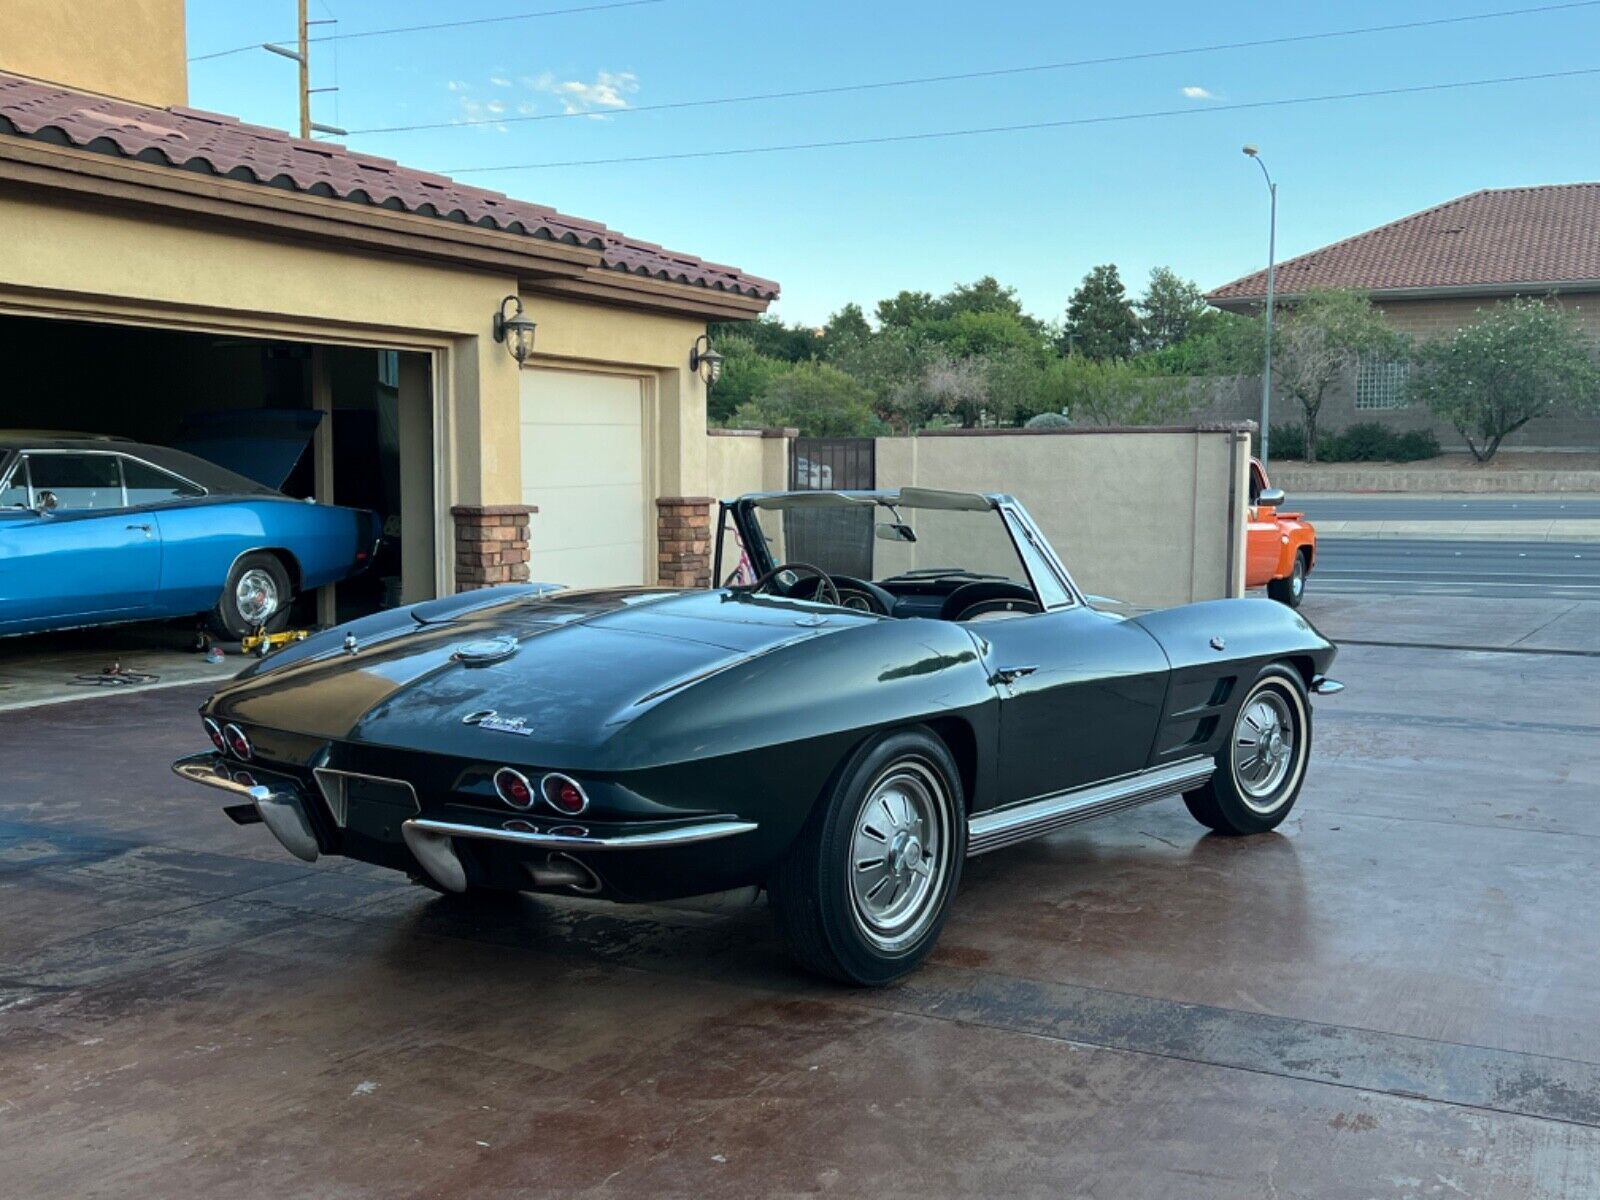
[1024,411,1073,429]
[1266,420,1440,462]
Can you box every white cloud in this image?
[446,80,469,93]
[1181,85,1215,100]
[486,100,506,114]
[490,75,512,88]
[532,70,640,118]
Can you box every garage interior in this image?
[0,313,437,705]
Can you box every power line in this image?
[188,0,671,63]
[444,66,1600,172]
[351,0,1600,134]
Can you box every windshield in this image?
[742,495,1031,588]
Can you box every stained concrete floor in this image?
[2,599,1598,1198]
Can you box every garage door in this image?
[520,368,647,589]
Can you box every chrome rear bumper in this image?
[173,751,759,891]
[399,817,759,894]
[172,753,321,862]
[1311,676,1345,695]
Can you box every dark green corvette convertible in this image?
[174,488,1340,985]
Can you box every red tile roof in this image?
[1208,183,1600,304]
[0,72,778,301]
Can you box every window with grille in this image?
[1355,359,1410,410]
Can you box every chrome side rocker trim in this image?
[966,757,1215,857]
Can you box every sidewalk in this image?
[1269,456,1600,494]
[1311,518,1600,541]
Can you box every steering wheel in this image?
[747,562,840,607]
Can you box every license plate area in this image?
[315,770,419,845]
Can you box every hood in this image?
[208,587,876,762]
[174,408,322,490]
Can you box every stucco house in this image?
[0,0,775,622]
[1207,183,1600,451]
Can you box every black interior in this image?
[761,566,1043,622]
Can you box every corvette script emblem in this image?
[461,709,533,736]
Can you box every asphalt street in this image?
[1296,495,1600,522]
[1311,538,1599,600]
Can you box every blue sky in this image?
[185,1,1600,326]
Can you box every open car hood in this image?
[173,409,323,491]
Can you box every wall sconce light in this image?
[690,334,724,387]
[493,295,537,365]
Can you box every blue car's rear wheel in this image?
[211,552,292,639]
[770,727,965,986]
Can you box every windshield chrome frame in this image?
[720,490,1087,613]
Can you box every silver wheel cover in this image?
[1232,682,1307,813]
[849,759,952,953]
[235,568,281,627]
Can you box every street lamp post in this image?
[1243,145,1277,466]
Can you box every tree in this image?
[729,362,884,437]
[1137,267,1210,352]
[820,302,871,348]
[709,316,819,363]
[1408,298,1600,461]
[707,334,785,425]
[912,309,1049,360]
[1272,290,1407,462]
[1061,264,1140,360]
[887,352,996,429]
[875,290,938,329]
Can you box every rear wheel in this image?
[210,552,292,639]
[769,728,966,985]
[1184,664,1311,836]
[1268,550,1307,608]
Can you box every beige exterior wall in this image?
[707,430,792,499]
[875,429,1249,609]
[0,193,716,590]
[3,0,188,108]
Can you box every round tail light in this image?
[222,723,252,761]
[494,767,535,810]
[541,773,589,816]
[203,717,226,753]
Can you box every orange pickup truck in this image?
[1246,458,1316,607]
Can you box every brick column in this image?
[450,504,536,592]
[656,496,714,588]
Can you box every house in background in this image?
[0,0,774,623]
[1208,184,1600,452]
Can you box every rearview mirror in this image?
[875,522,917,543]
[1256,487,1285,509]
[33,489,59,516]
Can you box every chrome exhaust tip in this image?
[525,853,601,894]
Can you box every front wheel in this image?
[769,728,966,985]
[1268,550,1307,608]
[1184,664,1312,836]
[210,552,293,639]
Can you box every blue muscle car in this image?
[0,433,380,639]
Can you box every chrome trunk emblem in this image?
[461,709,534,736]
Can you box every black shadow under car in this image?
[174,487,1340,985]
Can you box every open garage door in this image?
[0,315,439,654]
[520,368,648,589]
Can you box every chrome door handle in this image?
[992,665,1038,685]
[126,523,152,534]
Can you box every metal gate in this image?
[789,437,875,491]
[785,438,876,576]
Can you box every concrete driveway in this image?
[2,598,1598,1198]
